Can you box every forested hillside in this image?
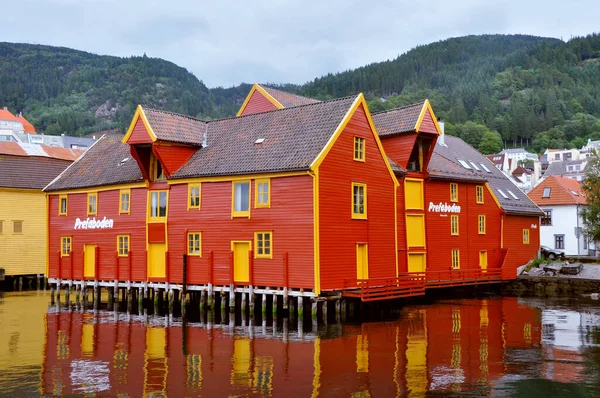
[1,34,600,154]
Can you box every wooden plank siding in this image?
[381,134,417,170]
[153,144,197,177]
[166,175,314,288]
[417,109,439,135]
[424,180,503,271]
[318,104,397,290]
[127,118,153,144]
[239,90,279,116]
[503,214,540,269]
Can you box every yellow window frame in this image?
[117,235,130,257]
[61,236,72,257]
[59,195,68,216]
[354,136,366,162]
[147,190,169,221]
[151,155,166,181]
[451,249,460,269]
[255,179,270,208]
[254,231,273,259]
[187,232,202,256]
[188,184,201,210]
[87,192,98,216]
[119,189,131,215]
[450,183,458,202]
[523,229,530,244]
[476,186,484,204]
[352,182,367,219]
[478,215,486,234]
[451,214,459,236]
[232,180,251,218]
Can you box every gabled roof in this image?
[174,95,360,178]
[16,115,35,133]
[528,175,587,206]
[486,153,505,166]
[0,109,18,121]
[429,135,543,215]
[0,155,73,190]
[122,106,206,146]
[261,86,321,108]
[0,141,84,161]
[45,135,144,191]
[371,102,425,136]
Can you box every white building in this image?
[528,175,595,256]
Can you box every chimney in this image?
[3,106,7,111]
[437,119,446,147]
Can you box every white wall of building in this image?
[539,204,593,256]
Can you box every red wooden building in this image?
[45,84,542,302]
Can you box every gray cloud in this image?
[2,0,599,87]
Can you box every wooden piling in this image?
[229,285,235,313]
[335,299,341,323]
[50,284,56,304]
[153,288,159,314]
[272,294,278,315]
[298,296,304,319]
[249,285,255,315]
[262,293,268,316]
[341,300,347,322]
[322,300,328,324]
[242,290,248,314]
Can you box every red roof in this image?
[16,115,36,133]
[0,109,18,121]
[0,142,84,161]
[528,175,587,205]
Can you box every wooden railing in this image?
[343,275,426,301]
[420,268,503,288]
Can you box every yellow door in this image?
[232,241,250,283]
[406,214,425,248]
[148,243,166,278]
[479,251,488,271]
[84,244,96,278]
[408,253,426,273]
[356,244,369,280]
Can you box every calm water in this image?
[2,291,600,397]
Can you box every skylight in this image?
[480,163,491,172]
[497,189,509,199]
[469,161,481,171]
[570,189,579,196]
[507,190,519,200]
[254,138,265,144]
[457,158,471,169]
[542,188,551,198]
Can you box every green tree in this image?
[581,152,600,241]
[456,121,489,148]
[478,130,503,154]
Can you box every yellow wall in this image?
[0,189,47,276]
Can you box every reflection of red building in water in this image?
[41,297,547,396]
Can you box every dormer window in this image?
[151,156,166,181]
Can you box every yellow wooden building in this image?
[0,142,83,279]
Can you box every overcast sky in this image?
[3,0,599,88]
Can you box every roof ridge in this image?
[207,94,360,124]
[141,106,207,124]
[371,101,426,115]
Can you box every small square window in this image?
[555,234,564,249]
[59,195,68,216]
[352,183,367,219]
[88,193,98,216]
[187,232,202,256]
[542,188,551,198]
[255,179,270,208]
[541,210,552,226]
[450,183,458,202]
[232,181,250,217]
[255,232,272,258]
[149,191,168,219]
[354,137,366,161]
[13,220,23,234]
[117,235,130,256]
[188,184,201,210]
[61,236,72,257]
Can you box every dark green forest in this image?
[1,33,600,154]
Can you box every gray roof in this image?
[543,160,588,177]
[429,136,543,216]
[371,102,424,137]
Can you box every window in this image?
[152,156,166,181]
[469,161,480,171]
[88,193,98,216]
[542,187,551,198]
[354,137,365,161]
[187,232,202,256]
[61,236,72,257]
[12,220,23,234]
[59,195,68,216]
[478,215,486,234]
[255,231,272,258]
[541,209,552,226]
[352,183,367,219]
[480,163,491,173]
[120,190,130,214]
[584,235,589,250]
[255,179,270,208]
[232,181,250,217]
[507,190,519,200]
[188,184,201,210]
[451,249,460,269]
[457,159,471,169]
[497,189,508,199]
[451,215,459,235]
[149,191,168,219]
[555,234,565,250]
[476,186,484,204]
[523,229,530,244]
[450,183,458,202]
[0,220,3,234]
[117,235,129,256]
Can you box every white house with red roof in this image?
[528,175,595,256]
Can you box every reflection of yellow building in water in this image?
[0,142,82,278]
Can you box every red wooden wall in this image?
[417,109,439,135]
[424,180,503,271]
[503,215,540,268]
[318,104,397,290]
[127,118,153,144]
[153,144,197,177]
[381,133,417,170]
[239,90,278,116]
